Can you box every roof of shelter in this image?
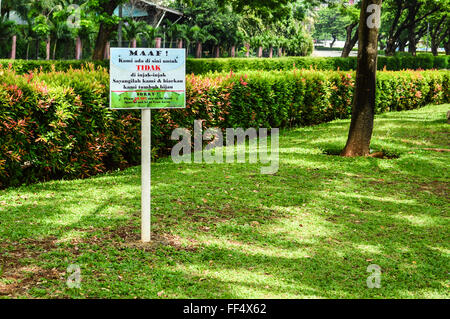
[113,0,183,18]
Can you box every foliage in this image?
[0,59,109,73]
[0,65,448,188]
[0,64,140,187]
[313,4,348,42]
[312,1,360,50]
[1,54,448,76]
[286,32,314,56]
[380,0,448,55]
[184,55,449,74]
[0,17,16,58]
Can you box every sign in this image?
[110,48,186,109]
[109,46,186,243]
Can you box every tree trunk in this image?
[341,23,358,57]
[46,38,51,60]
[398,37,407,52]
[10,35,16,60]
[330,36,337,48]
[384,0,403,56]
[406,3,418,56]
[131,38,137,48]
[155,37,162,48]
[269,46,273,58]
[408,25,416,56]
[177,38,183,48]
[93,23,115,60]
[196,41,202,58]
[431,41,438,56]
[52,39,58,60]
[103,41,110,59]
[278,47,282,57]
[341,0,382,157]
[429,15,447,56]
[245,43,250,57]
[215,46,220,58]
[76,36,82,60]
[92,0,122,60]
[35,38,40,60]
[231,45,236,57]
[258,46,263,58]
[118,5,123,48]
[385,38,396,55]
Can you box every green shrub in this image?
[0,65,140,187]
[286,32,314,56]
[1,55,447,76]
[0,66,448,188]
[0,59,108,74]
[186,56,448,74]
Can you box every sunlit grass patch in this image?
[0,104,448,299]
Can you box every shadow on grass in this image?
[0,104,448,298]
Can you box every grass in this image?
[0,104,449,299]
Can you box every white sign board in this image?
[110,48,186,109]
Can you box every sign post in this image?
[110,46,186,242]
[141,108,151,242]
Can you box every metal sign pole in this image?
[141,108,151,242]
[141,38,162,242]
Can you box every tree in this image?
[174,0,241,57]
[88,0,125,60]
[51,0,86,60]
[27,0,58,59]
[140,25,161,47]
[427,6,449,56]
[123,18,147,48]
[220,0,295,22]
[382,0,441,55]
[0,16,16,58]
[189,25,215,58]
[173,24,190,48]
[340,2,360,57]
[32,15,52,60]
[341,0,382,156]
[313,5,347,48]
[312,2,359,54]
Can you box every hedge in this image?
[187,55,449,74]
[0,60,109,74]
[1,54,448,76]
[1,64,449,188]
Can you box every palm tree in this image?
[189,25,216,58]
[26,0,58,59]
[174,24,190,49]
[227,30,244,57]
[140,25,162,47]
[123,18,147,48]
[250,35,265,58]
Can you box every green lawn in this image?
[0,104,449,299]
